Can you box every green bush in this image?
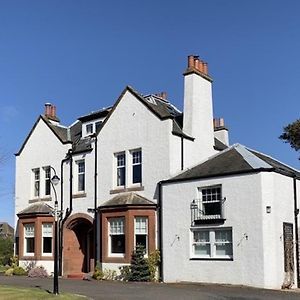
[146,249,160,282]
[12,266,27,276]
[92,266,104,280]
[118,265,131,281]
[0,237,13,266]
[4,268,14,276]
[128,245,150,282]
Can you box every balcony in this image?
[190,197,226,225]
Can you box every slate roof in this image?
[166,144,300,182]
[16,85,225,155]
[99,192,156,208]
[17,202,53,216]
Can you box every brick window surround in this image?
[18,215,54,261]
[100,208,156,264]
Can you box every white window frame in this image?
[198,186,222,219]
[131,149,142,185]
[32,168,40,198]
[134,217,148,255]
[76,160,85,192]
[24,223,35,256]
[44,166,51,196]
[86,123,94,135]
[108,217,125,257]
[191,227,233,259]
[115,152,126,187]
[42,223,53,256]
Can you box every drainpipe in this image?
[59,149,73,276]
[181,137,184,171]
[293,177,299,287]
[158,181,164,281]
[93,133,98,267]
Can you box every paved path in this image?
[0,276,299,300]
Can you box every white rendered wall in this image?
[162,173,267,288]
[19,260,54,275]
[183,73,216,167]
[15,118,71,227]
[261,173,298,288]
[96,90,174,205]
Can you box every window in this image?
[44,166,51,196]
[192,228,232,259]
[132,150,142,184]
[116,153,126,186]
[86,123,93,134]
[109,217,125,255]
[201,187,222,216]
[77,160,85,192]
[24,224,35,256]
[95,121,102,132]
[135,217,148,253]
[42,223,53,255]
[33,168,40,197]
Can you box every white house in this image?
[14,55,300,289]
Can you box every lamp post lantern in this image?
[50,167,60,295]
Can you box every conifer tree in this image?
[129,245,150,282]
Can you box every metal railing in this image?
[190,197,226,225]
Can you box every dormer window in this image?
[86,124,93,135]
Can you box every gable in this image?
[16,115,71,156]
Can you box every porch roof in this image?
[99,192,156,209]
[17,202,53,216]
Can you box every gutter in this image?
[293,177,300,287]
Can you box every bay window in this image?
[24,224,35,256]
[135,217,148,253]
[42,223,53,255]
[109,217,125,255]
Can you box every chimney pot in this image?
[203,62,208,75]
[188,55,195,69]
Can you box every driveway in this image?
[0,276,299,300]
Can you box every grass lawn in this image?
[0,285,87,299]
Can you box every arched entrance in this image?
[63,213,94,276]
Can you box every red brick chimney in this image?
[44,103,59,122]
[186,55,210,78]
[155,92,168,100]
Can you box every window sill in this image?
[190,257,233,261]
[110,186,144,194]
[29,196,52,203]
[72,192,87,199]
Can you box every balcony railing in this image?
[190,197,226,225]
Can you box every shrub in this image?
[118,265,131,281]
[10,256,19,268]
[4,268,14,276]
[28,266,48,278]
[92,266,117,281]
[128,245,150,282]
[146,249,160,282]
[92,266,104,280]
[0,237,13,266]
[12,266,27,276]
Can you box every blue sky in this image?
[0,0,300,226]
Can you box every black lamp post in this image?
[50,167,60,295]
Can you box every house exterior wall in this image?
[162,172,300,289]
[261,173,298,288]
[15,119,71,227]
[96,90,174,205]
[162,173,267,288]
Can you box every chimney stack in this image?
[155,92,168,100]
[44,103,59,122]
[213,118,229,146]
[186,55,209,76]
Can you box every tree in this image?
[128,245,150,282]
[279,119,300,159]
[0,236,13,266]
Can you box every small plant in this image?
[10,256,19,268]
[146,249,160,282]
[23,260,37,272]
[92,265,104,280]
[102,269,117,280]
[118,265,131,281]
[28,266,48,278]
[4,268,14,276]
[12,266,27,276]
